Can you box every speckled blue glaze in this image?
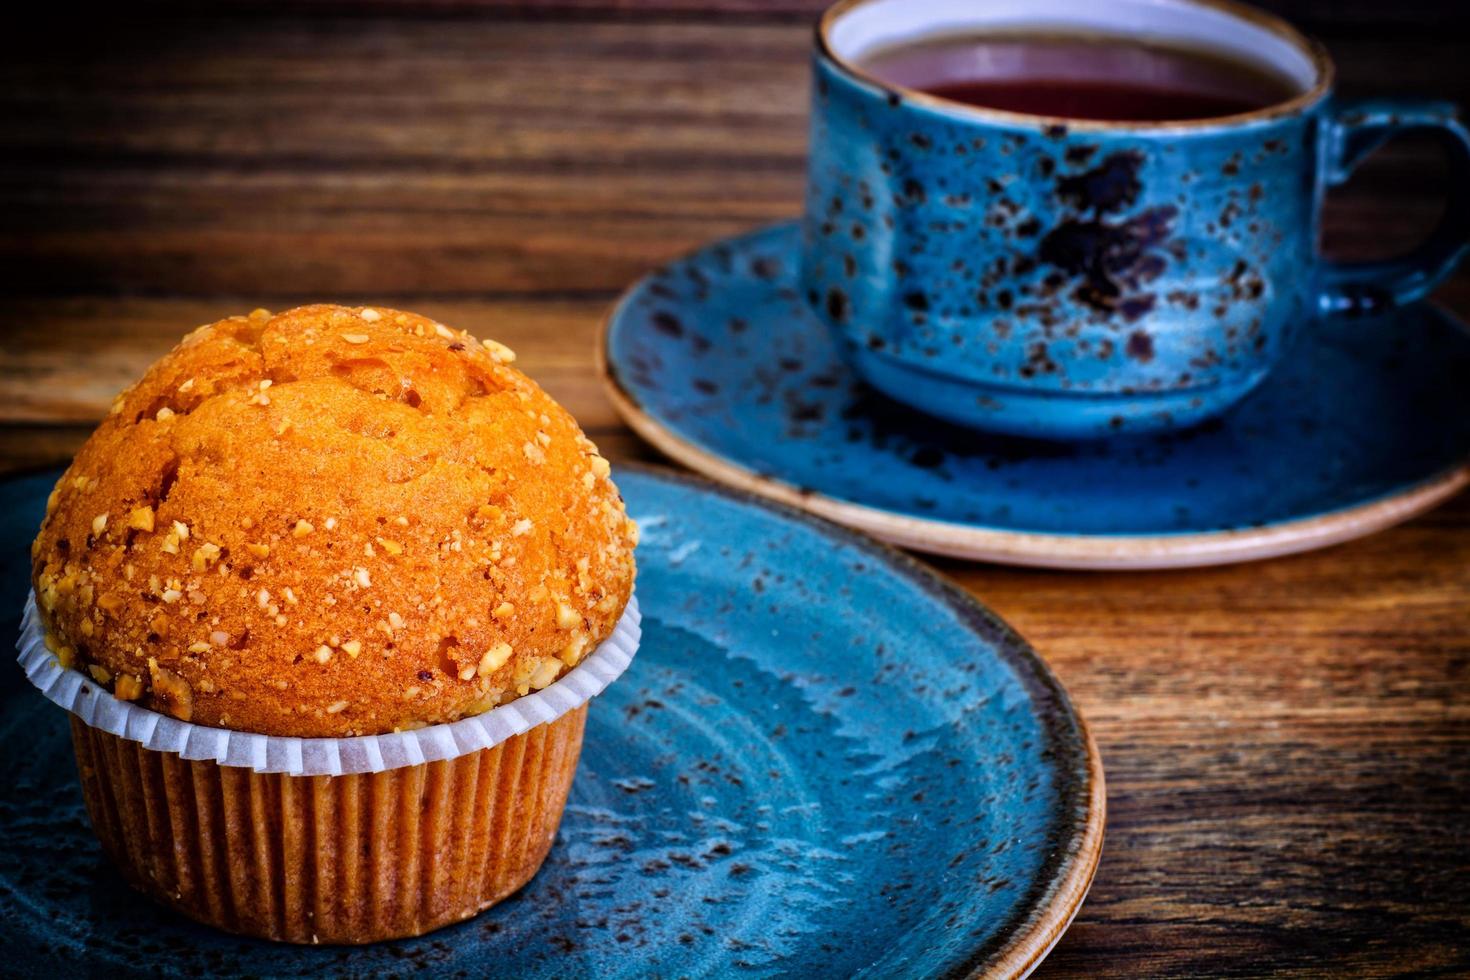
[801,10,1470,438]
[605,221,1470,536]
[0,465,1097,978]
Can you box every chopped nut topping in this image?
[376,537,403,556]
[561,633,589,666]
[522,442,546,464]
[457,665,476,681]
[479,642,513,676]
[484,339,516,363]
[341,639,363,658]
[87,664,112,684]
[161,588,183,603]
[313,645,333,664]
[589,455,611,479]
[155,406,175,421]
[556,601,581,630]
[293,519,314,538]
[360,308,381,322]
[128,506,156,532]
[97,593,124,614]
[324,517,338,531]
[354,567,372,588]
[173,520,190,540]
[341,333,370,344]
[210,630,229,646]
[434,323,456,339]
[529,657,562,690]
[511,657,537,695]
[512,518,533,537]
[247,542,270,559]
[493,601,515,620]
[92,513,109,535]
[148,658,193,721]
[114,673,144,701]
[192,542,222,572]
[388,611,405,630]
[188,641,212,653]
[178,378,195,393]
[326,700,350,714]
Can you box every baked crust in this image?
[32,305,637,737]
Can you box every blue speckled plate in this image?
[601,222,1470,569]
[1,464,1103,979]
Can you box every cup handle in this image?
[1317,98,1470,316]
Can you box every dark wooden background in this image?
[2,2,1468,976]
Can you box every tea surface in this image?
[860,34,1300,121]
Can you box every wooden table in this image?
[3,5,1467,976]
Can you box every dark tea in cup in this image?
[859,33,1300,122]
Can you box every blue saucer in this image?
[602,222,1470,569]
[0,464,1102,978]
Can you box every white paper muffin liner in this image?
[16,590,640,776]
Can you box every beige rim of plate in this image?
[1000,730,1105,979]
[598,317,1469,571]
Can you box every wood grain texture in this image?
[179,1,1470,32]
[2,9,1467,976]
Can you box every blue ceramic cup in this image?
[801,0,1470,439]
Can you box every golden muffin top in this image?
[31,305,637,737]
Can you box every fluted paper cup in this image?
[17,592,640,944]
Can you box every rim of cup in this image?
[815,0,1335,132]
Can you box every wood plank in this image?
[0,20,809,295]
[141,2,1470,32]
[3,22,1467,297]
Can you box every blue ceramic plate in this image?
[0,464,1103,979]
[601,222,1470,569]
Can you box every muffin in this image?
[25,304,639,943]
